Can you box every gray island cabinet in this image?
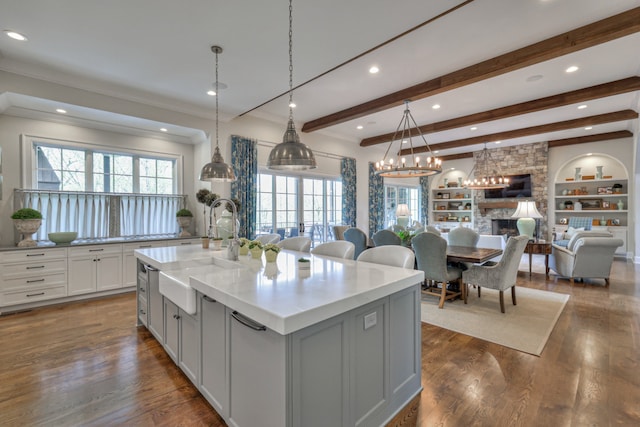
[135,246,423,427]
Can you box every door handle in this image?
[231,311,266,331]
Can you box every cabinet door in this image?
[199,294,228,416]
[164,299,179,362]
[228,309,286,427]
[179,310,199,383]
[148,269,164,342]
[96,253,123,291]
[68,257,96,295]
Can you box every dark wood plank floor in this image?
[1,257,638,426]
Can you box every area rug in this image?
[420,287,569,356]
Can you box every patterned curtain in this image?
[368,162,385,238]
[420,176,430,225]
[340,157,356,226]
[230,135,257,239]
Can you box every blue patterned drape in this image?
[230,135,257,239]
[340,157,356,226]
[368,162,385,238]
[420,176,430,225]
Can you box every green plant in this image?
[248,240,263,250]
[11,208,42,220]
[264,243,281,253]
[396,230,415,246]
[225,198,241,213]
[176,209,193,217]
[298,257,310,262]
[212,237,223,241]
[239,237,251,247]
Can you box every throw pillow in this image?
[566,226,585,238]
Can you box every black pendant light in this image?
[266,0,317,170]
[200,45,236,182]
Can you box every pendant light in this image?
[463,143,509,189]
[266,0,317,170]
[199,45,236,182]
[374,100,442,177]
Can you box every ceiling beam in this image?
[302,7,640,133]
[400,110,638,155]
[547,130,633,148]
[438,152,474,162]
[360,76,640,147]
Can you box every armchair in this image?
[549,231,622,286]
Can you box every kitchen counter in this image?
[0,234,196,251]
[136,245,423,334]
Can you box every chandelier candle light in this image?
[374,100,441,178]
[511,201,543,240]
[199,46,236,182]
[267,0,317,170]
[463,143,509,190]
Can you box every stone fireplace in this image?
[491,219,539,238]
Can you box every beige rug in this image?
[421,287,569,356]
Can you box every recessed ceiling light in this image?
[470,126,478,131]
[207,90,216,96]
[586,153,593,156]
[4,30,27,41]
[356,125,363,130]
[432,104,441,110]
[494,141,501,144]
[434,150,439,154]
[401,139,408,144]
[289,101,296,108]
[450,167,455,170]
[56,108,67,114]
[526,74,543,82]
[369,66,379,74]
[584,126,593,130]
[565,65,579,73]
[160,128,168,132]
[577,104,587,109]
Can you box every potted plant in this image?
[238,237,251,255]
[176,209,193,237]
[248,240,264,259]
[264,243,281,262]
[211,237,223,250]
[396,230,415,247]
[12,208,43,247]
[297,257,311,269]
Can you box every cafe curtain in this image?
[420,176,430,225]
[340,157,356,227]
[231,135,257,239]
[368,162,385,238]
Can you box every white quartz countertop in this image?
[135,246,423,335]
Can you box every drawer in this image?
[1,260,67,280]
[138,280,149,296]
[1,285,67,307]
[69,244,122,257]
[1,248,67,263]
[138,295,148,326]
[123,241,165,255]
[0,272,67,292]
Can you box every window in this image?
[257,172,342,246]
[384,184,421,228]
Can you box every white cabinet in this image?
[199,293,227,416]
[123,242,165,287]
[163,298,200,384]
[0,248,68,307]
[68,245,123,295]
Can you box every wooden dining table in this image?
[446,246,503,264]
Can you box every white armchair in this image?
[549,231,622,286]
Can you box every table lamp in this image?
[511,201,542,240]
[396,204,410,227]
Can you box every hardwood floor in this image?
[1,257,638,426]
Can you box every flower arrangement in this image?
[264,243,281,253]
[297,257,311,269]
[396,230,415,247]
[239,237,251,255]
[248,240,263,250]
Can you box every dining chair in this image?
[425,226,441,235]
[277,236,312,252]
[447,225,479,247]
[462,235,529,313]
[343,227,368,259]
[372,229,402,247]
[256,233,281,245]
[332,225,349,241]
[311,241,355,259]
[411,231,463,309]
[357,246,415,269]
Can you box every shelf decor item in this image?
[297,257,311,269]
[595,165,603,180]
[264,243,281,262]
[617,200,624,210]
[12,208,43,247]
[574,167,581,180]
[212,237,223,250]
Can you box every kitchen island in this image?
[135,245,423,427]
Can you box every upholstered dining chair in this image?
[462,235,529,313]
[277,236,312,252]
[447,225,480,247]
[412,231,463,309]
[343,227,368,259]
[425,226,441,235]
[311,241,355,259]
[357,246,415,269]
[372,229,402,247]
[256,233,281,245]
[332,225,349,241]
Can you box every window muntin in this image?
[36,145,86,191]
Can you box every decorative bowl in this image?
[48,232,78,245]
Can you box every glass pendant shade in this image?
[199,145,236,182]
[463,143,508,189]
[267,118,317,170]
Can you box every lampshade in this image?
[266,0,317,171]
[200,45,236,182]
[511,201,542,239]
[374,100,442,178]
[463,143,508,190]
[396,204,410,217]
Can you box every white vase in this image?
[176,217,192,237]
[216,210,239,246]
[595,165,603,180]
[14,219,42,247]
[574,167,581,181]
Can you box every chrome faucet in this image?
[210,197,239,261]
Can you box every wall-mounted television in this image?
[484,174,532,199]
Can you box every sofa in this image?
[549,230,623,286]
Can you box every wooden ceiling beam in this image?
[438,152,474,162]
[360,77,640,147]
[547,130,633,148]
[302,7,640,133]
[399,110,638,155]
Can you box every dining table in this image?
[446,245,503,264]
